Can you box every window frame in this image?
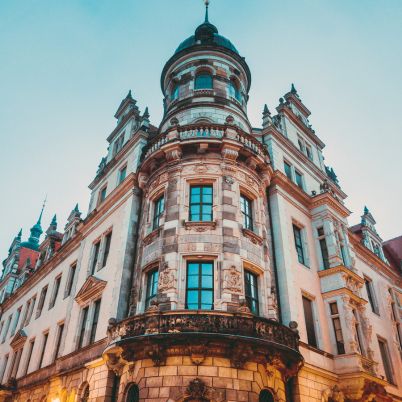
[64,262,77,298]
[294,169,304,190]
[240,194,253,231]
[185,261,214,310]
[378,337,395,384]
[189,185,213,222]
[293,225,306,266]
[145,269,159,309]
[98,185,107,206]
[77,306,89,350]
[89,299,101,344]
[244,270,259,315]
[53,322,64,361]
[329,301,345,354]
[90,240,101,275]
[171,84,180,101]
[152,195,165,230]
[194,73,213,90]
[49,275,62,310]
[38,331,49,369]
[284,160,293,180]
[35,285,48,319]
[118,165,127,184]
[302,295,318,348]
[101,232,112,269]
[364,277,379,315]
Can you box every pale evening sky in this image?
[0,0,401,260]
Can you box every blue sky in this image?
[0,0,401,259]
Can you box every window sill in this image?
[242,228,263,245]
[143,227,161,245]
[184,221,216,232]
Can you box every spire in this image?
[51,214,57,227]
[204,0,210,23]
[262,104,272,128]
[17,229,22,239]
[74,203,79,213]
[291,83,297,95]
[364,206,369,215]
[263,104,271,116]
[127,89,132,99]
[37,195,47,225]
[143,106,150,119]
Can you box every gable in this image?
[75,276,107,306]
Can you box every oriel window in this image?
[186,261,214,310]
[244,270,259,315]
[189,185,213,222]
[145,269,159,309]
[152,196,165,230]
[240,194,253,231]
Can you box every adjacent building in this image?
[0,4,401,402]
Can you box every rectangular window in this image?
[145,269,159,309]
[21,301,30,328]
[189,185,213,222]
[353,309,364,355]
[38,332,49,369]
[98,186,107,205]
[306,144,313,161]
[102,232,112,268]
[10,348,22,379]
[186,261,214,310]
[0,355,9,383]
[113,134,124,156]
[302,296,318,348]
[118,165,127,184]
[295,170,304,190]
[1,316,12,343]
[26,296,36,325]
[298,138,304,152]
[49,276,61,309]
[329,302,345,354]
[77,306,89,349]
[364,278,379,314]
[36,285,48,319]
[54,323,64,360]
[65,263,77,297]
[284,161,292,180]
[244,270,259,315]
[378,338,394,384]
[10,307,21,337]
[340,245,347,266]
[89,300,101,344]
[293,225,305,265]
[240,194,253,231]
[90,241,101,275]
[23,339,35,376]
[317,227,330,269]
[152,196,165,230]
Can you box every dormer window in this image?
[195,73,213,90]
[171,84,180,100]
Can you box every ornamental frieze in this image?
[223,265,242,293]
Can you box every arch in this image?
[125,382,140,402]
[259,389,275,402]
[78,382,90,402]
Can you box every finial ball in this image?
[204,0,210,6]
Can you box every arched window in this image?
[259,389,275,402]
[171,84,179,100]
[228,80,242,102]
[195,74,213,90]
[126,383,139,402]
[80,384,89,402]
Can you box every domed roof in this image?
[174,7,239,56]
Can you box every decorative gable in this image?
[75,276,107,306]
[10,329,27,350]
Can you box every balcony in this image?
[104,310,302,376]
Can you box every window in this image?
[364,277,379,314]
[81,384,90,402]
[195,73,213,90]
[23,339,35,375]
[54,323,64,360]
[186,261,214,310]
[284,161,292,180]
[102,232,112,268]
[293,225,306,265]
[10,307,21,337]
[189,185,213,222]
[25,296,36,325]
[49,276,61,309]
[353,309,364,355]
[373,243,382,259]
[1,315,12,343]
[378,338,394,383]
[295,170,304,190]
[78,306,89,349]
[306,144,313,161]
[89,300,101,344]
[90,241,101,275]
[126,383,139,402]
[10,348,23,379]
[298,138,304,152]
[98,186,107,205]
[240,194,253,231]
[259,390,275,402]
[244,270,259,315]
[228,81,241,102]
[65,263,77,297]
[145,269,159,309]
[171,84,179,100]
[329,302,345,354]
[113,134,125,156]
[118,165,127,184]
[36,286,48,318]
[317,227,330,269]
[390,290,402,350]
[152,195,165,230]
[302,296,317,348]
[38,332,49,369]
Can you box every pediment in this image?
[10,329,27,349]
[75,276,107,306]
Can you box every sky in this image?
[0,0,401,259]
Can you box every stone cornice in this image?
[311,192,351,218]
[318,265,364,285]
[321,287,367,305]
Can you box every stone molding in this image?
[184,220,217,232]
[75,276,107,306]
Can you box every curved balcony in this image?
[141,123,269,169]
[103,310,302,378]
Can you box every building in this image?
[0,3,401,402]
